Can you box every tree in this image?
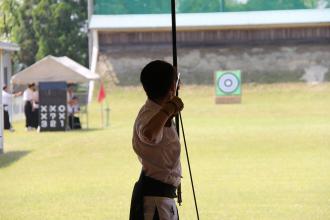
[33,0,88,66]
[0,0,19,40]
[1,0,88,67]
[9,0,39,67]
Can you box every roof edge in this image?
[0,42,20,51]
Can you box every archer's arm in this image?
[141,97,184,143]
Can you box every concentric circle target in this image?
[217,72,240,94]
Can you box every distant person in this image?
[67,83,75,104]
[129,60,183,220]
[67,96,81,129]
[2,85,22,132]
[23,83,35,131]
[31,87,39,129]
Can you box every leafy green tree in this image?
[0,0,19,40]
[1,0,88,67]
[33,0,88,66]
[10,0,39,67]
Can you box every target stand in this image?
[215,70,242,104]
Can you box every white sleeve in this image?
[2,92,13,99]
[22,91,28,101]
[136,111,163,145]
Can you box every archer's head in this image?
[140,60,178,103]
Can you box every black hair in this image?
[28,83,35,88]
[2,85,7,90]
[140,60,176,100]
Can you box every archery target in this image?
[218,73,239,94]
[215,70,241,97]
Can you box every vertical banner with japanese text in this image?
[39,82,67,131]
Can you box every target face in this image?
[215,70,241,96]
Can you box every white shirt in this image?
[132,99,181,187]
[23,88,34,101]
[32,91,39,102]
[2,90,13,105]
[67,104,80,115]
[32,91,39,109]
[67,91,74,103]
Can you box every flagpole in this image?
[100,101,104,128]
[98,81,105,128]
[105,98,110,127]
[105,86,110,127]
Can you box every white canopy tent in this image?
[11,55,99,84]
[11,55,100,130]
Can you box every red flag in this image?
[98,81,106,103]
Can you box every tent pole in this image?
[0,50,4,154]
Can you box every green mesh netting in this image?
[93,0,328,15]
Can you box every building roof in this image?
[0,42,20,51]
[89,9,330,31]
[11,55,99,85]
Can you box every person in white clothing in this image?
[67,96,81,129]
[2,85,22,131]
[23,83,35,130]
[31,87,39,129]
[129,60,183,220]
[67,83,74,104]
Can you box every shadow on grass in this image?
[38,128,104,134]
[69,128,104,132]
[0,151,31,169]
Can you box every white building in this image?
[87,0,330,84]
[0,41,20,154]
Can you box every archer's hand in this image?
[161,96,184,116]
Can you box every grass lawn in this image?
[0,83,330,220]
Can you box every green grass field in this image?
[0,83,330,220]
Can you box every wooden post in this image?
[100,101,104,128]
